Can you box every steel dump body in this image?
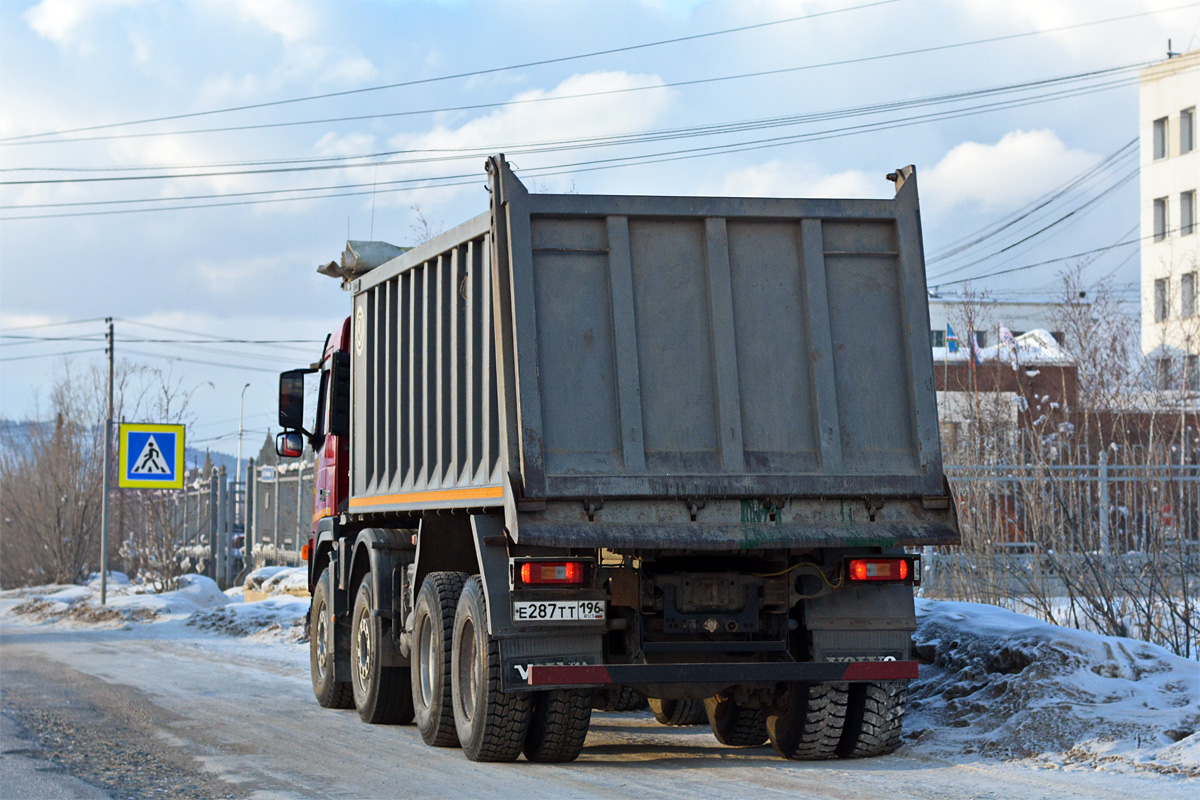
[346,159,956,549]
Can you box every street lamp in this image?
[236,383,251,524]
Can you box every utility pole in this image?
[100,318,114,605]
[236,383,250,526]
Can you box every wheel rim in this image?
[457,617,478,721]
[356,609,372,688]
[419,616,434,706]
[315,604,329,678]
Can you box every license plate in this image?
[512,600,606,622]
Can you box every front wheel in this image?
[451,575,531,762]
[350,580,414,724]
[309,568,352,709]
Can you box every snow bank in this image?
[1,575,230,626]
[243,566,308,597]
[187,595,308,644]
[909,598,1199,775]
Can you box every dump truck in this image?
[275,154,959,763]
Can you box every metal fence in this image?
[175,465,244,588]
[247,457,313,569]
[944,459,1200,553]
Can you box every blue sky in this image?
[2,0,1198,455]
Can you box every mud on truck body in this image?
[275,155,959,763]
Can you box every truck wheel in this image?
[523,690,593,763]
[766,682,848,760]
[705,695,768,747]
[648,698,707,726]
[593,686,647,712]
[310,569,353,709]
[451,575,532,762]
[411,571,468,747]
[836,680,908,758]
[350,580,414,724]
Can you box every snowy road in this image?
[1,619,1192,800]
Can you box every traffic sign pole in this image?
[100,318,113,606]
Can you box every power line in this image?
[0,73,1148,221]
[930,235,1145,289]
[0,347,105,363]
[0,0,900,143]
[926,137,1138,263]
[1,61,1144,154]
[925,165,1140,283]
[0,317,109,332]
[3,66,1147,216]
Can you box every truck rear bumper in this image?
[524,659,918,689]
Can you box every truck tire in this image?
[451,576,532,762]
[350,580,414,724]
[593,686,647,712]
[523,690,593,763]
[766,682,848,760]
[705,695,768,747]
[310,569,353,709]
[411,571,468,747]
[836,680,908,758]
[648,698,707,726]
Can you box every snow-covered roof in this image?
[932,328,1074,366]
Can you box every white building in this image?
[927,297,1069,351]
[1140,49,1200,391]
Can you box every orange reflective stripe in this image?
[348,485,504,508]
[312,508,333,524]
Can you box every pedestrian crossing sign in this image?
[118,423,185,489]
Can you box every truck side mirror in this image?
[276,431,304,458]
[278,368,314,432]
[330,351,351,438]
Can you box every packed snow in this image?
[1,575,1195,779]
[910,598,1198,776]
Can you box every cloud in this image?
[206,0,316,43]
[24,0,144,47]
[923,129,1096,211]
[719,159,889,199]
[369,71,675,207]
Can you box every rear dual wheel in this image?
[411,571,468,747]
[350,580,414,724]
[451,576,531,761]
[705,695,768,747]
[766,680,908,760]
[648,698,708,726]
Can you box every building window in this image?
[1184,272,1197,318]
[1157,357,1172,390]
[1183,107,1195,155]
[1155,197,1169,241]
[1156,277,1170,322]
[974,330,987,347]
[1188,355,1200,393]
[1183,190,1196,236]
[930,329,945,348]
[1154,116,1169,159]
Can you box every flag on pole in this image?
[946,324,959,354]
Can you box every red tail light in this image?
[520,561,584,585]
[847,558,911,582]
